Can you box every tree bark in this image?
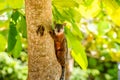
[25,0,61,80]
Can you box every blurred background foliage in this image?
[0,0,120,80]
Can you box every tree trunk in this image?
[25,0,61,80]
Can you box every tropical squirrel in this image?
[50,22,68,80]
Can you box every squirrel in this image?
[50,22,68,80]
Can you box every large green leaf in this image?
[65,28,88,69]
[8,10,22,57]
[12,34,22,58]
[8,22,17,52]
[8,11,20,52]
[8,22,22,58]
[53,0,79,8]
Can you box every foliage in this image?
[80,15,120,62]
[52,0,88,69]
[71,57,117,80]
[0,52,27,80]
[0,0,88,69]
[0,0,120,79]
[0,0,27,58]
[8,10,26,58]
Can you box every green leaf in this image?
[8,23,22,57]
[53,6,81,23]
[0,34,7,52]
[12,34,22,58]
[61,9,73,22]
[65,28,88,69]
[71,21,83,39]
[7,11,20,52]
[8,22,17,52]
[67,8,81,22]
[52,5,64,21]
[52,0,79,8]
[17,15,27,38]
[11,10,20,23]
[8,10,22,57]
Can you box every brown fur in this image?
[49,23,68,80]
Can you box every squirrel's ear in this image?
[63,23,66,27]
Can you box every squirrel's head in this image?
[54,22,66,35]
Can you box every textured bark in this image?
[25,0,61,80]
